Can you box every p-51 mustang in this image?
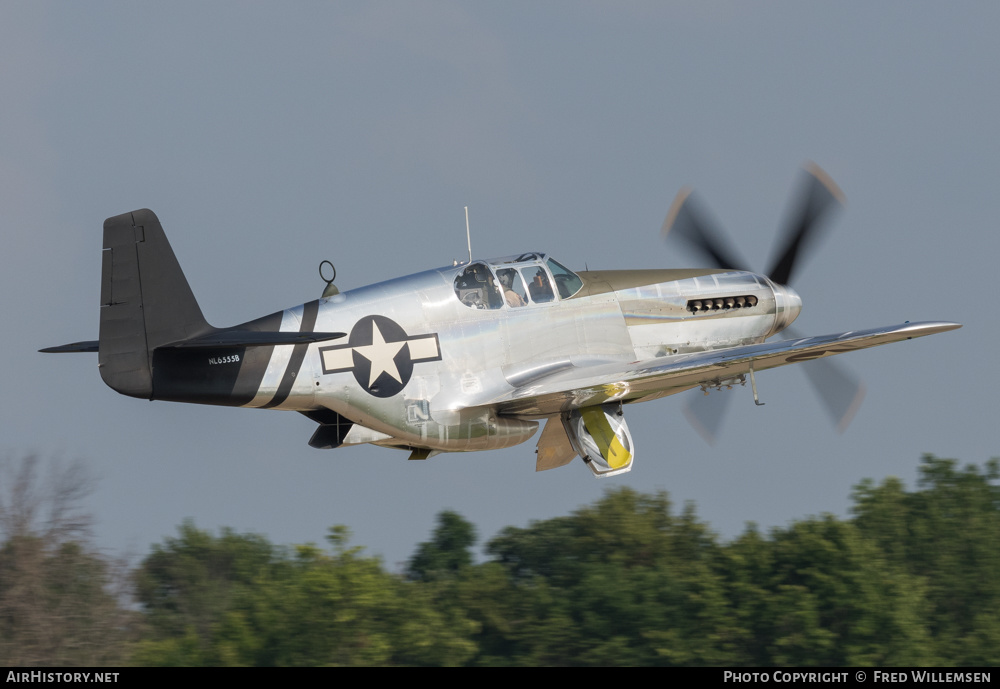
[43,166,960,477]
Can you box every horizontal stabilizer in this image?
[40,330,345,353]
[39,340,99,353]
[162,330,345,349]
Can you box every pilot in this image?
[483,272,503,309]
[529,269,554,303]
[498,270,526,308]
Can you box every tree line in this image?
[1,454,997,666]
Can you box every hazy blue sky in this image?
[3,2,995,568]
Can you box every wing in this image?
[491,321,960,417]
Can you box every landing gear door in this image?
[562,403,635,478]
[535,416,577,472]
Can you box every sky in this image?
[2,2,996,570]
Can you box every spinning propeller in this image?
[661,163,865,443]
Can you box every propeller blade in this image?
[765,162,845,286]
[799,357,867,432]
[662,187,751,272]
[683,385,736,445]
[684,350,865,442]
[784,327,866,431]
[666,166,860,440]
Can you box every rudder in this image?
[99,210,211,398]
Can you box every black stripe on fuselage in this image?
[261,300,319,409]
[230,312,283,402]
[150,311,283,407]
[151,346,247,406]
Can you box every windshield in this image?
[546,258,583,299]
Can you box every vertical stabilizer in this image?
[99,210,211,398]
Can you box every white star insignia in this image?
[319,316,442,397]
[353,321,405,387]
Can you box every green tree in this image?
[743,516,934,666]
[133,523,477,666]
[477,488,737,665]
[131,520,283,665]
[128,454,1000,666]
[852,455,1000,664]
[406,510,477,581]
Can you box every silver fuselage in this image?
[240,256,799,453]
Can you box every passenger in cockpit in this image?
[498,269,527,308]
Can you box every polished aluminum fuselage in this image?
[241,258,798,453]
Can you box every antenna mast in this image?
[465,206,472,264]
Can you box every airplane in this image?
[41,165,960,477]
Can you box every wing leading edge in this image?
[493,321,961,417]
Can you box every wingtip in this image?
[900,321,962,337]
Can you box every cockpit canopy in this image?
[453,253,583,310]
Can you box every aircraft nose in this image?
[770,283,802,336]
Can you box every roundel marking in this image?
[318,315,441,398]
